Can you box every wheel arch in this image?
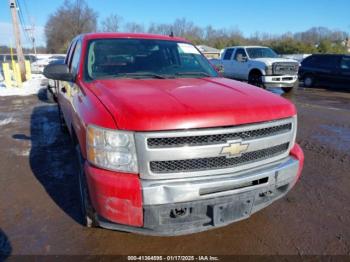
[249,68,264,78]
[71,124,79,146]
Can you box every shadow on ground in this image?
[13,102,83,226]
[0,229,12,261]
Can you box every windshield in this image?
[246,48,278,59]
[85,38,218,80]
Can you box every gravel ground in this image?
[0,85,349,258]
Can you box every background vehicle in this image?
[44,33,304,236]
[210,46,299,93]
[299,54,350,88]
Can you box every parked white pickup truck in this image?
[210,46,299,93]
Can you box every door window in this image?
[223,49,234,60]
[65,40,77,66]
[70,41,82,76]
[340,56,350,70]
[313,56,339,69]
[234,48,248,62]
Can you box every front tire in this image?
[248,71,264,88]
[282,86,294,93]
[58,105,68,133]
[303,75,314,87]
[46,87,56,103]
[75,145,98,228]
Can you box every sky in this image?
[0,0,349,48]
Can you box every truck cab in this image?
[211,46,299,93]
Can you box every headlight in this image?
[86,125,138,173]
[265,65,273,75]
[291,115,297,148]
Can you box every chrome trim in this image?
[135,117,296,180]
[141,156,299,205]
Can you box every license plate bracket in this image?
[212,197,254,226]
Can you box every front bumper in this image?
[86,144,304,236]
[262,75,298,88]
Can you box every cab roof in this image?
[80,32,189,43]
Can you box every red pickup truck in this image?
[44,33,304,236]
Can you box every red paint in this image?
[84,163,143,227]
[71,78,118,159]
[290,143,304,180]
[85,78,296,131]
[83,32,189,43]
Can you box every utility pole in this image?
[9,0,26,81]
[25,26,36,55]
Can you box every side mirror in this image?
[43,64,73,82]
[213,64,224,74]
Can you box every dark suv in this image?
[299,54,350,88]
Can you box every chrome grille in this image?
[273,62,299,75]
[147,123,292,148]
[150,143,289,173]
[135,117,296,179]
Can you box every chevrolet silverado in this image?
[43,33,304,236]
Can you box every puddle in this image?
[268,88,284,95]
[313,125,350,152]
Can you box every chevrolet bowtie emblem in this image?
[221,141,249,158]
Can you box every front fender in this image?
[71,81,118,159]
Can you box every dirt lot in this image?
[0,84,349,258]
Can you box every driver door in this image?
[59,40,82,131]
[231,48,249,80]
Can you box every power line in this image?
[20,0,30,20]
[19,0,37,54]
[16,1,30,39]
[16,0,31,44]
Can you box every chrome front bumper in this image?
[262,75,298,88]
[99,156,300,236]
[142,156,299,206]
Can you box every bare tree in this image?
[45,0,97,53]
[148,23,172,35]
[124,22,145,33]
[101,14,123,32]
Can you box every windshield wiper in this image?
[118,72,167,79]
[175,72,211,77]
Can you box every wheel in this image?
[58,105,68,133]
[46,86,56,104]
[248,71,264,88]
[75,145,98,227]
[282,86,294,93]
[303,75,314,87]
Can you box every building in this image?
[196,45,221,59]
[342,38,350,53]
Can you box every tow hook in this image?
[170,207,190,218]
[259,190,274,197]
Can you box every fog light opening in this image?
[277,184,289,193]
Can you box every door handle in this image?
[61,87,67,93]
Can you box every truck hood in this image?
[252,57,298,66]
[86,77,296,131]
